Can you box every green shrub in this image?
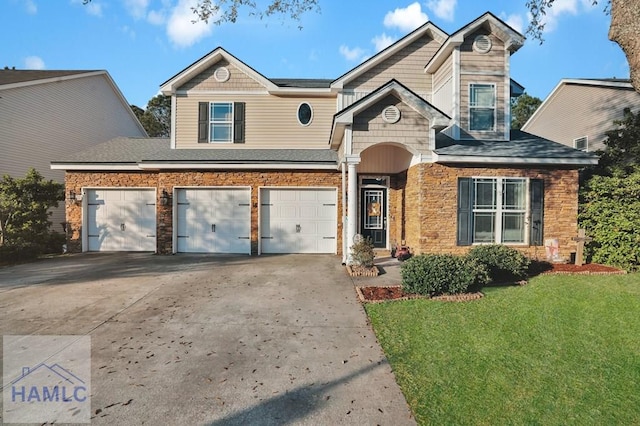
[42,231,66,254]
[467,244,531,282]
[350,237,375,267]
[579,167,640,272]
[0,242,41,264]
[401,254,489,296]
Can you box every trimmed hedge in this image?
[401,254,489,296]
[467,245,531,282]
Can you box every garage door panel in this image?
[86,189,156,252]
[176,188,250,254]
[260,188,337,254]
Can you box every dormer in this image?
[425,12,525,141]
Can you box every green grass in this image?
[366,273,640,425]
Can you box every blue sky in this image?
[3,0,629,108]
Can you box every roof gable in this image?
[425,12,524,74]
[160,47,278,94]
[0,70,104,90]
[330,79,451,148]
[331,21,448,90]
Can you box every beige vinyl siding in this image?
[523,83,640,152]
[178,59,266,92]
[0,74,146,227]
[175,94,336,148]
[345,34,440,96]
[433,54,453,89]
[460,30,505,74]
[352,95,430,156]
[432,54,454,117]
[459,74,506,140]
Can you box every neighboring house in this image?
[52,12,597,262]
[0,70,147,230]
[522,78,640,152]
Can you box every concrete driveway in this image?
[0,253,414,425]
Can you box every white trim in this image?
[504,48,511,141]
[573,136,589,151]
[170,94,177,149]
[177,89,270,96]
[452,48,461,140]
[208,101,234,143]
[213,66,230,83]
[138,163,337,170]
[51,164,142,171]
[433,153,598,166]
[0,70,105,90]
[297,102,314,126]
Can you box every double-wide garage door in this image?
[176,188,251,254]
[260,188,337,254]
[87,189,156,251]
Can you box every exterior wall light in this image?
[160,189,171,206]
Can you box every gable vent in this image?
[381,105,401,124]
[473,35,492,54]
[214,66,230,82]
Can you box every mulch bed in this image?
[357,262,626,303]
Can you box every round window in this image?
[297,103,313,126]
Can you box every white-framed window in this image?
[573,136,588,151]
[471,178,527,244]
[297,102,313,126]
[469,83,496,131]
[210,102,233,142]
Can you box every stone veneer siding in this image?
[401,163,579,260]
[65,170,342,255]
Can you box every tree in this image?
[511,93,542,129]
[597,108,640,172]
[0,169,64,247]
[131,94,171,138]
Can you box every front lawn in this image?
[366,273,640,425]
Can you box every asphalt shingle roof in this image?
[52,138,338,164]
[435,130,599,161]
[270,78,333,89]
[0,70,98,86]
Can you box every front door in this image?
[360,188,387,248]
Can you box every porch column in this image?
[346,156,360,264]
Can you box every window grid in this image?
[210,102,233,143]
[472,178,527,244]
[469,83,496,132]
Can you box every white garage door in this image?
[86,189,156,252]
[260,188,337,254]
[176,188,251,254]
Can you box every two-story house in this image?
[1,70,147,230]
[522,78,640,152]
[52,12,597,261]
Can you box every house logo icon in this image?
[10,363,88,403]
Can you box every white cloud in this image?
[25,0,37,14]
[372,33,395,52]
[503,13,524,34]
[123,0,149,19]
[426,0,456,22]
[339,45,366,62]
[147,9,165,25]
[535,0,596,33]
[121,25,136,39]
[166,0,214,48]
[383,2,428,33]
[24,55,45,70]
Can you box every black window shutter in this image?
[198,102,209,143]
[530,179,544,246]
[457,178,474,246]
[233,102,245,143]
